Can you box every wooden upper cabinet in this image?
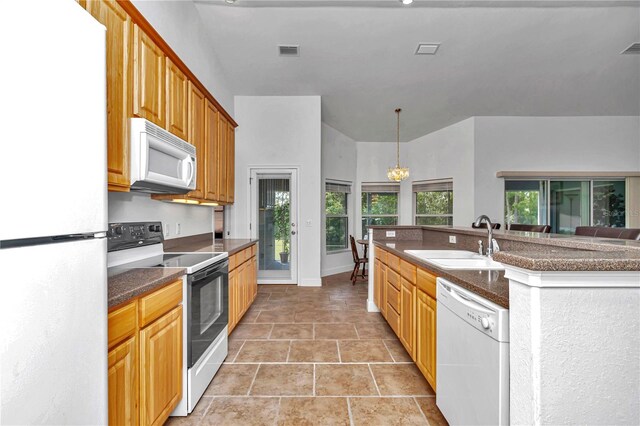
[187,82,206,199]
[204,100,219,201]
[226,122,235,203]
[165,59,188,140]
[85,0,132,192]
[217,114,228,201]
[133,25,165,127]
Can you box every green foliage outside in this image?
[505,191,539,225]
[326,191,348,251]
[416,191,452,215]
[361,192,398,236]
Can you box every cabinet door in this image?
[204,100,219,201]
[400,278,416,360]
[165,59,188,140]
[85,0,132,192]
[380,264,387,319]
[236,263,246,322]
[187,82,205,199]
[133,25,165,127]
[217,114,228,201]
[373,259,380,309]
[108,336,137,426]
[139,306,182,426]
[228,268,237,334]
[252,256,258,301]
[226,122,235,203]
[416,290,437,390]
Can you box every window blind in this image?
[325,182,352,193]
[361,182,400,193]
[412,179,453,193]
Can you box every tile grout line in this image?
[267,321,275,339]
[414,396,431,425]
[285,340,292,363]
[368,363,382,397]
[336,340,342,363]
[246,363,261,396]
[273,396,282,426]
[232,340,248,363]
[313,363,316,396]
[382,340,397,363]
[347,397,355,426]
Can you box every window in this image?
[413,180,453,226]
[361,183,399,236]
[325,182,350,252]
[505,179,626,234]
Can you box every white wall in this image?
[407,118,476,226]
[474,116,640,222]
[108,193,213,239]
[321,123,357,276]
[130,0,234,114]
[228,96,322,286]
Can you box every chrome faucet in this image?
[474,215,499,257]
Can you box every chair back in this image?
[471,222,501,230]
[508,223,551,233]
[350,236,361,262]
[575,226,640,240]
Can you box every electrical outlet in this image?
[386,230,396,238]
[449,235,457,244]
[176,222,181,235]
[164,224,170,237]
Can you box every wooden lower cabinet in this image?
[416,289,437,390]
[139,306,182,426]
[400,277,416,360]
[374,246,437,391]
[228,244,258,335]
[108,336,137,426]
[107,279,183,426]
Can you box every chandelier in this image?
[387,108,410,182]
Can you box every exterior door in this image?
[250,168,298,284]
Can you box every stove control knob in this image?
[481,317,491,330]
[154,225,162,232]
[114,226,124,235]
[148,225,155,232]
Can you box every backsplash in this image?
[108,192,213,239]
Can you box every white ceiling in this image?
[194,0,640,141]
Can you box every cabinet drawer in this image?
[417,268,437,299]
[229,253,238,271]
[400,260,417,283]
[375,247,387,264]
[386,252,400,272]
[139,279,183,328]
[386,268,400,290]
[108,301,137,349]
[386,304,400,336]
[387,282,400,312]
[250,244,257,258]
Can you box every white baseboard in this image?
[321,264,354,277]
[299,278,322,287]
[367,299,380,313]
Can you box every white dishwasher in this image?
[436,277,510,425]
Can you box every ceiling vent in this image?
[415,43,440,55]
[622,43,640,54]
[279,45,300,57]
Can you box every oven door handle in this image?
[192,263,226,282]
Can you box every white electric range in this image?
[107,222,229,416]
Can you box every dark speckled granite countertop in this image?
[108,267,185,308]
[373,240,510,308]
[164,234,258,255]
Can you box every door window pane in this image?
[550,181,590,234]
[592,180,626,227]
[258,178,291,273]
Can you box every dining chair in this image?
[349,235,368,285]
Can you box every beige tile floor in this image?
[166,272,448,426]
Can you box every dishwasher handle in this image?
[441,281,495,315]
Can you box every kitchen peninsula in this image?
[368,225,640,425]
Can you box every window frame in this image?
[361,188,400,237]
[325,181,351,254]
[412,179,454,227]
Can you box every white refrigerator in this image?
[0,0,108,424]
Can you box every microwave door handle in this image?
[184,157,194,185]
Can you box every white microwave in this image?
[129,118,196,194]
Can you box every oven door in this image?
[187,260,228,368]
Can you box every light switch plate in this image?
[305,219,312,227]
[164,224,170,237]
[449,235,457,243]
[386,231,396,238]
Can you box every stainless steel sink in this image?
[404,250,505,271]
